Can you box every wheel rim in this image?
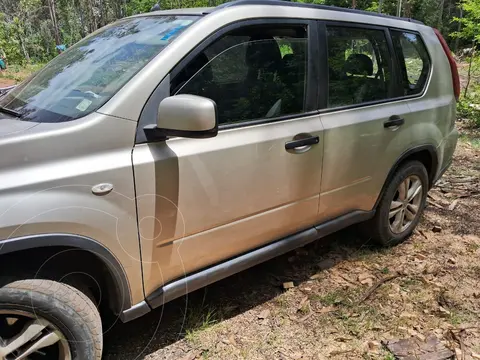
[0,310,71,360]
[389,175,423,234]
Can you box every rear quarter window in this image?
[391,31,431,96]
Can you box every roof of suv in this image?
[145,0,423,25]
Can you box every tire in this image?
[367,160,428,246]
[0,279,102,360]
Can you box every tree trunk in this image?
[404,0,412,18]
[454,7,463,54]
[464,45,475,98]
[397,0,403,17]
[47,0,61,46]
[352,0,356,9]
[437,0,445,30]
[19,37,30,63]
[378,0,383,13]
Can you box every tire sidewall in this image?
[0,287,96,360]
[376,161,428,246]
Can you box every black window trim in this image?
[389,27,432,100]
[136,17,320,143]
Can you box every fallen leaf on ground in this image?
[335,337,352,342]
[400,311,417,319]
[471,351,480,359]
[329,349,353,356]
[228,335,237,347]
[258,309,270,319]
[448,199,459,210]
[428,200,445,209]
[298,296,309,309]
[416,253,428,260]
[358,272,375,286]
[318,306,336,314]
[179,350,202,360]
[283,281,295,289]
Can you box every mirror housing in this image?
[144,94,218,140]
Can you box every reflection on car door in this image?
[132,21,325,297]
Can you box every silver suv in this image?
[0,1,459,358]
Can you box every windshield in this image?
[0,16,198,123]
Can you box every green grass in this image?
[459,133,480,148]
[183,306,219,343]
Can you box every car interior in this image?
[328,29,391,107]
[171,26,308,124]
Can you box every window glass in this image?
[327,26,392,108]
[172,26,308,125]
[0,16,198,123]
[391,31,430,96]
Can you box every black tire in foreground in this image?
[0,279,102,360]
[368,160,429,246]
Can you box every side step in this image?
[145,210,374,310]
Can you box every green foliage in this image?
[458,91,480,128]
[0,0,476,69]
[452,0,480,43]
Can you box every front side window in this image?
[391,31,430,96]
[0,16,198,123]
[172,25,308,125]
[327,26,392,108]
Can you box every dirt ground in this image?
[101,127,479,360]
[0,78,16,88]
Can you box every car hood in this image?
[0,114,41,138]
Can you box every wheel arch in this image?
[0,233,132,315]
[374,144,439,209]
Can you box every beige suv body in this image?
[0,1,458,359]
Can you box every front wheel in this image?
[0,279,102,360]
[367,160,428,246]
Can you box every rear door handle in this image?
[285,136,319,150]
[384,115,405,128]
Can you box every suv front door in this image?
[132,19,325,298]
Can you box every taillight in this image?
[434,28,460,101]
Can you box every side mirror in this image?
[144,94,218,140]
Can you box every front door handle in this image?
[285,135,319,150]
[384,115,405,128]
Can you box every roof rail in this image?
[211,0,424,25]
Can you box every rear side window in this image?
[326,26,393,108]
[391,31,430,96]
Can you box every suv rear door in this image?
[132,19,324,298]
[316,22,411,221]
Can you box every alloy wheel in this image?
[388,175,423,234]
[0,310,71,360]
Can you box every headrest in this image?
[245,36,282,70]
[344,54,373,76]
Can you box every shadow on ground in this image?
[102,226,383,359]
